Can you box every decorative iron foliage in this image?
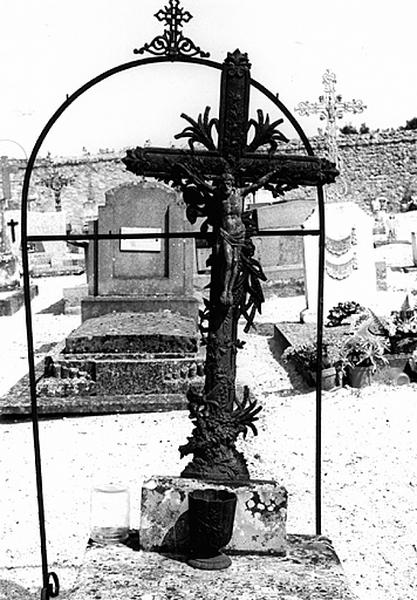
[237,237,267,333]
[246,109,289,154]
[134,0,209,59]
[175,107,218,152]
[179,384,262,480]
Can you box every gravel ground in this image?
[0,277,416,599]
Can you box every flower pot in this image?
[347,365,373,388]
[188,488,237,570]
[308,366,338,390]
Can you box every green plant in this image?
[341,336,388,372]
[359,122,370,134]
[326,301,364,327]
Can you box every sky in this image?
[1,0,416,158]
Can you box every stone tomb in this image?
[81,182,198,322]
[36,311,204,413]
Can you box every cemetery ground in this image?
[0,275,416,599]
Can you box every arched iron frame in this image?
[20,55,326,598]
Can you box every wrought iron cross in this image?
[295,69,366,165]
[123,50,338,481]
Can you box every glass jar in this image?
[90,484,130,544]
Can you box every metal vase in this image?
[188,488,237,570]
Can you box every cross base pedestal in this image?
[140,476,287,555]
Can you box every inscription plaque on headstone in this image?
[119,227,161,253]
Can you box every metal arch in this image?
[21,54,326,597]
[249,77,325,534]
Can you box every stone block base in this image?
[140,476,287,555]
[0,285,38,316]
[81,295,199,323]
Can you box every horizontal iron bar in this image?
[26,229,320,243]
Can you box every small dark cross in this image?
[7,218,18,243]
[124,49,338,483]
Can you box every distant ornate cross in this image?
[124,5,338,482]
[40,156,73,212]
[295,69,366,165]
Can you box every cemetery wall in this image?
[5,129,417,229]
[289,130,417,209]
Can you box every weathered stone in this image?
[0,366,191,416]
[65,312,198,355]
[140,476,287,554]
[67,535,357,600]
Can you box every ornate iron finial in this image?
[134,0,210,59]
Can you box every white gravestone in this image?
[302,202,375,319]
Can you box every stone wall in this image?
[6,129,417,230]
[284,129,417,209]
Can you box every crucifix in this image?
[124,23,338,482]
[295,69,366,166]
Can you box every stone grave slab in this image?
[67,535,357,600]
[65,312,198,355]
[0,311,204,417]
[273,322,412,386]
